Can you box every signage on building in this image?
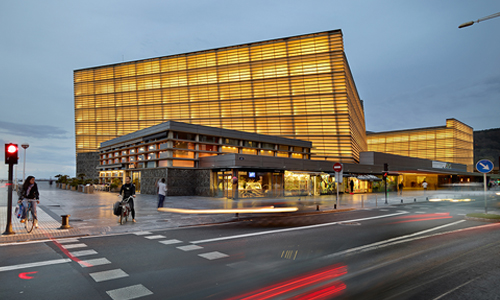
[432,161,452,169]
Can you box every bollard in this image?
[60,215,72,229]
[235,213,239,218]
[414,198,416,202]
[426,197,429,201]
[376,195,378,207]
[362,198,364,208]
[401,199,403,203]
[334,204,337,209]
[316,204,320,211]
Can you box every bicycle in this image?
[23,199,38,233]
[119,196,133,225]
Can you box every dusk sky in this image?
[1,0,499,180]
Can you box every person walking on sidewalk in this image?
[18,175,40,228]
[398,182,404,195]
[118,176,136,222]
[156,178,167,208]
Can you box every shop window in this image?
[291,153,303,159]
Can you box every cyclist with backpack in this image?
[118,176,136,222]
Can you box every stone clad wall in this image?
[76,152,100,180]
[139,168,211,196]
[140,168,167,195]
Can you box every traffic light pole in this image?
[384,177,388,204]
[3,163,15,235]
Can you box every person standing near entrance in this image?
[398,182,404,195]
[349,179,355,194]
[422,180,428,193]
[157,178,167,208]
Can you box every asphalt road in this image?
[1,198,500,300]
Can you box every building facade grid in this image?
[75,29,366,164]
[366,119,474,171]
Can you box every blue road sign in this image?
[476,159,494,173]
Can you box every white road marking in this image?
[458,213,466,216]
[198,251,229,260]
[55,238,80,244]
[106,284,153,300]
[159,239,182,245]
[432,277,479,300]
[379,209,389,211]
[89,268,128,282]
[0,258,71,272]
[78,258,111,268]
[61,243,87,249]
[132,231,152,236]
[177,245,203,251]
[144,235,166,239]
[415,211,427,214]
[325,220,466,259]
[190,212,408,244]
[70,250,98,257]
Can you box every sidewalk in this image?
[1,181,498,244]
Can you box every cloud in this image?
[0,121,70,139]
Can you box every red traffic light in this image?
[5,143,19,165]
[7,145,17,153]
[383,172,388,178]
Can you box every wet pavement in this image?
[1,181,498,244]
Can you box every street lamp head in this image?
[458,21,474,28]
[21,144,29,149]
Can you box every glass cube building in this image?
[366,119,474,171]
[74,29,367,164]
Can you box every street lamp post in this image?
[21,144,29,182]
[458,12,500,28]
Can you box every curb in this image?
[464,216,500,223]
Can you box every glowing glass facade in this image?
[366,119,473,171]
[74,30,366,163]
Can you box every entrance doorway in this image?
[132,171,141,193]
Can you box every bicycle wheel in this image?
[26,209,35,233]
[120,209,127,225]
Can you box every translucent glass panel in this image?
[75,30,364,163]
[367,120,474,170]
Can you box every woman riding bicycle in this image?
[19,175,40,228]
[118,176,136,222]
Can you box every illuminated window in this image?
[221,146,238,153]
[260,150,274,156]
[172,160,195,168]
[242,148,257,155]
